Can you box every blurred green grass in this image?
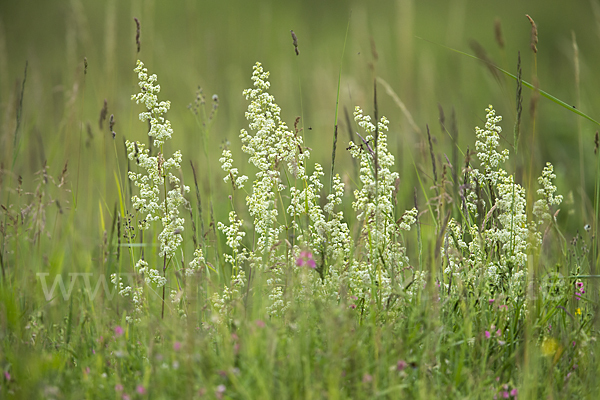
[2,0,600,232]
[1,1,600,397]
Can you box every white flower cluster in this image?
[211,269,246,324]
[132,60,173,147]
[474,105,509,186]
[170,290,187,319]
[533,162,563,223]
[345,106,417,308]
[219,149,248,189]
[187,248,205,277]
[398,208,418,231]
[135,259,167,287]
[126,61,190,259]
[442,105,562,315]
[126,143,188,259]
[115,60,202,322]
[492,174,532,269]
[233,62,354,316]
[217,211,248,269]
[322,174,352,262]
[239,62,308,254]
[266,285,288,318]
[350,107,398,233]
[110,274,144,323]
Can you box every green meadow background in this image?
[2,0,600,398]
[3,0,600,225]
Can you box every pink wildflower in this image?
[397,360,408,371]
[136,385,146,395]
[173,341,182,351]
[216,384,226,400]
[114,326,124,337]
[485,331,491,339]
[296,251,316,268]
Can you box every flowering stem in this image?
[161,144,168,319]
[162,254,167,319]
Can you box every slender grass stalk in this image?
[417,37,600,126]
[192,100,223,279]
[190,161,205,244]
[344,107,359,180]
[1,61,28,279]
[514,52,522,156]
[414,188,422,272]
[594,131,600,281]
[573,32,586,222]
[75,58,87,209]
[526,14,540,217]
[329,17,350,195]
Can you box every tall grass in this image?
[1,1,600,398]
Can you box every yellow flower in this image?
[576,308,582,316]
[541,337,559,356]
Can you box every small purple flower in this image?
[349,304,356,309]
[173,341,182,351]
[114,326,124,337]
[397,360,408,371]
[502,391,509,399]
[216,384,226,400]
[511,388,518,397]
[489,299,495,305]
[4,371,10,381]
[485,331,491,339]
[575,282,585,299]
[296,251,316,268]
[136,385,146,395]
[496,329,501,337]
[362,373,373,383]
